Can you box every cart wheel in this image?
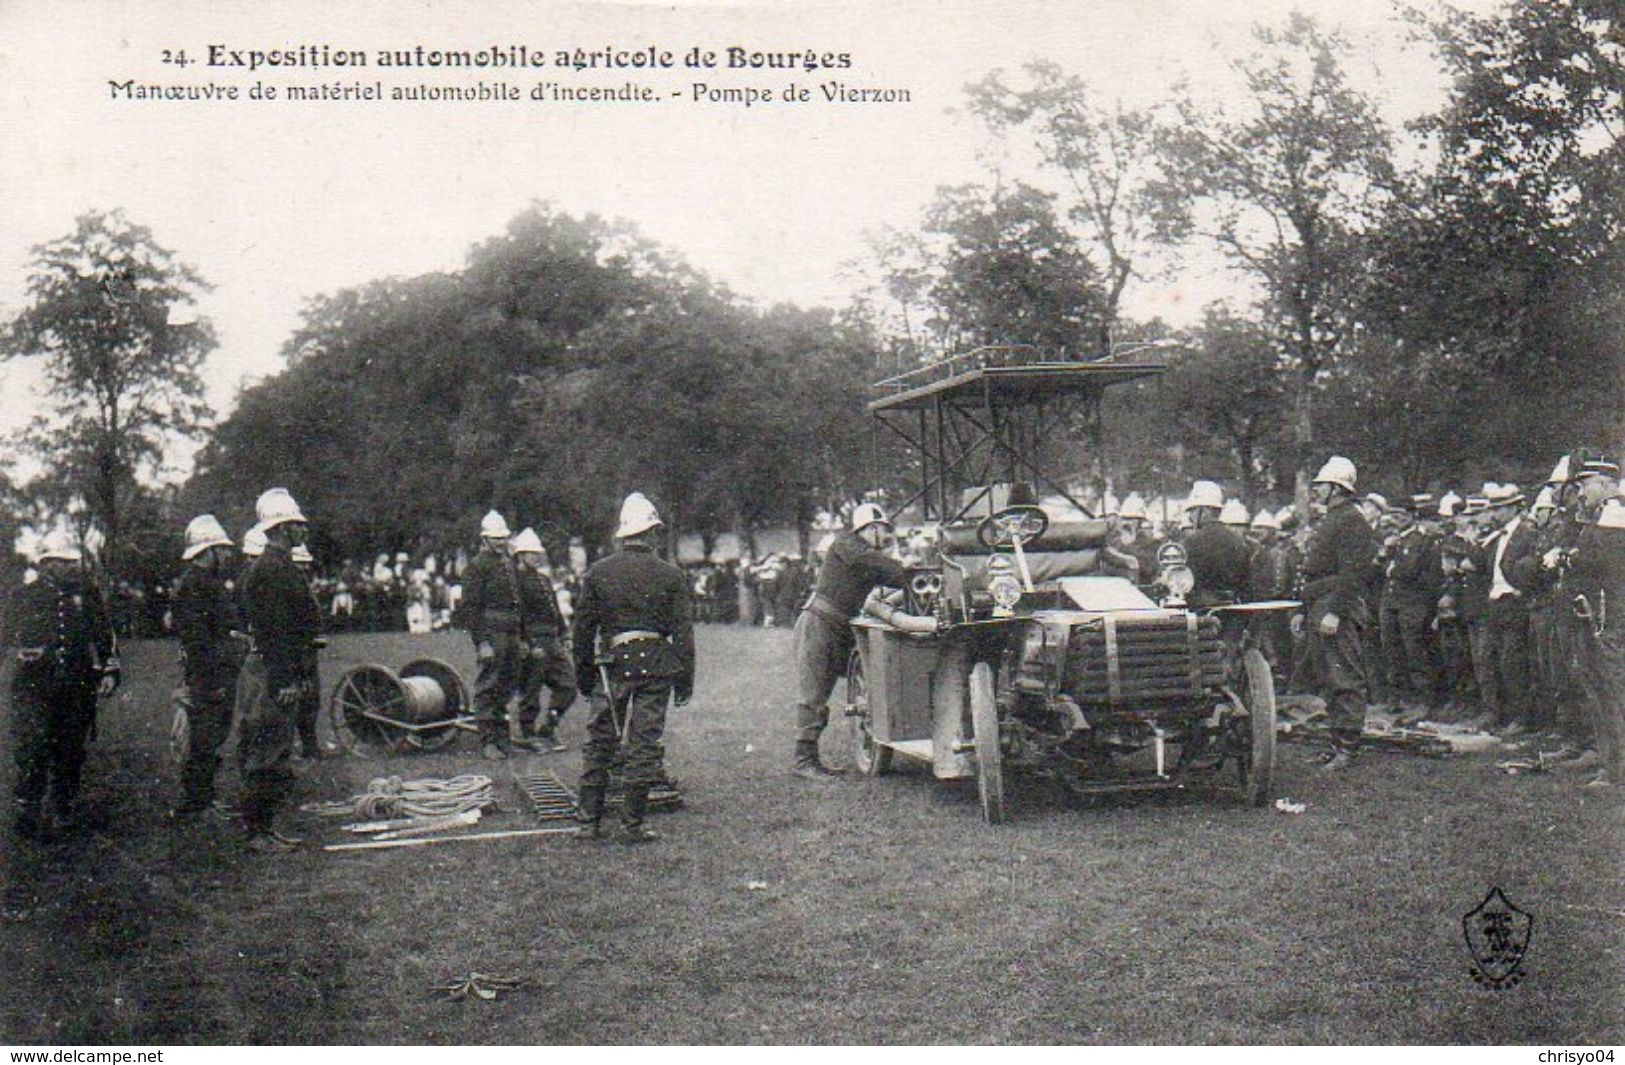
[969,661,1006,824]
[168,688,191,767]
[1239,648,1276,806]
[330,664,414,758]
[847,650,890,777]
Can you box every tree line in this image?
[2,1,1620,576]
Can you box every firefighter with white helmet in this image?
[571,493,694,841]
[791,501,908,779]
[1565,461,1625,785]
[3,533,118,845]
[1296,457,1378,768]
[461,510,526,759]
[1180,480,1250,608]
[170,515,243,822]
[510,526,576,752]
[1219,499,1250,527]
[236,488,322,852]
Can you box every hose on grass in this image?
[301,774,495,820]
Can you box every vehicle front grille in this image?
[1064,613,1224,704]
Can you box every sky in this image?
[0,0,1502,482]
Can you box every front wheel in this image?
[847,650,890,777]
[1238,648,1276,806]
[969,661,1006,823]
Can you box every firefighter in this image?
[571,493,694,842]
[1181,480,1250,608]
[1296,456,1378,769]
[1246,509,1292,672]
[461,510,526,760]
[1118,493,1163,588]
[510,526,576,752]
[170,515,242,821]
[237,488,322,853]
[791,502,909,779]
[1377,495,1444,715]
[289,543,328,759]
[1564,463,1625,786]
[4,534,120,842]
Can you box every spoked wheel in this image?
[330,664,414,758]
[168,687,192,766]
[1236,648,1277,806]
[969,661,1006,824]
[847,650,891,777]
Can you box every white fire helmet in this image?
[1219,499,1250,526]
[1598,498,1625,530]
[35,532,82,564]
[182,514,233,561]
[1250,509,1280,531]
[1312,456,1358,493]
[851,503,892,532]
[479,510,512,540]
[510,527,544,555]
[616,493,663,539]
[1187,480,1225,510]
[242,524,268,558]
[255,487,307,529]
[1101,491,1121,516]
[1547,455,1571,485]
[1438,491,1463,518]
[1119,493,1149,521]
[1532,486,1556,513]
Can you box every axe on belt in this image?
[596,651,635,752]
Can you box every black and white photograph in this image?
[0,0,1621,1048]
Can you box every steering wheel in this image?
[977,507,1049,550]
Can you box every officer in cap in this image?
[4,533,119,842]
[1180,481,1250,608]
[791,501,908,779]
[237,488,322,853]
[571,493,694,841]
[170,515,243,821]
[461,510,527,760]
[510,527,576,752]
[1295,456,1377,768]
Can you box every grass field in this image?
[1,625,1621,1045]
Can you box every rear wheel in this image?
[970,662,1006,823]
[847,651,890,777]
[1238,648,1277,806]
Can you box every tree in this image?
[1153,13,1396,509]
[1160,308,1291,503]
[871,182,1103,359]
[967,61,1177,354]
[2,210,215,574]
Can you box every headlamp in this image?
[1162,564,1195,599]
[989,573,1023,611]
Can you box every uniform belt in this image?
[609,630,665,648]
[804,593,850,626]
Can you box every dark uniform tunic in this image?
[1298,496,1377,739]
[792,530,907,746]
[1181,522,1251,608]
[571,543,694,818]
[172,564,242,811]
[460,547,527,741]
[1565,516,1625,783]
[4,571,117,832]
[1377,525,1443,706]
[517,564,577,731]
[238,542,322,833]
